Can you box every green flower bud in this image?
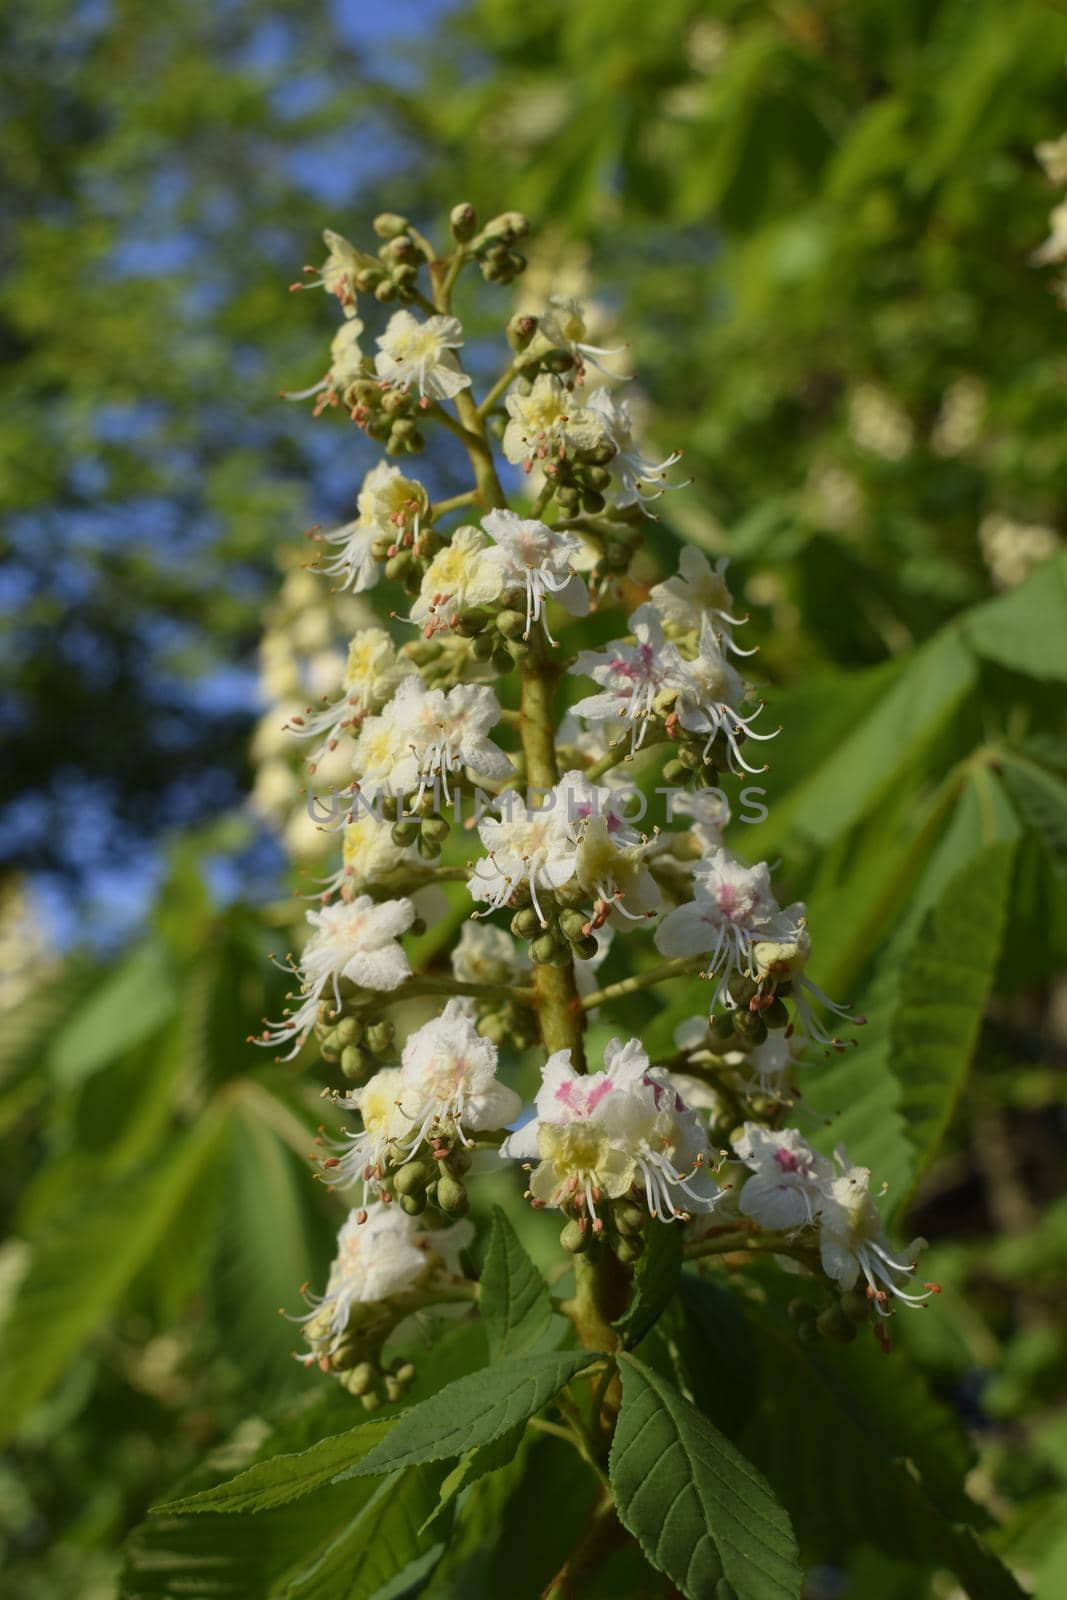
[558,909,590,942]
[319,1027,341,1064]
[530,932,567,965]
[360,1389,383,1411]
[584,465,613,491]
[365,1020,395,1055]
[373,279,397,303]
[448,1146,472,1176]
[336,1015,363,1046]
[511,907,541,939]
[421,813,450,845]
[571,934,600,960]
[506,312,538,351]
[614,1235,646,1263]
[477,1012,509,1045]
[471,632,496,660]
[763,997,790,1030]
[370,533,395,561]
[384,550,413,581]
[416,833,442,860]
[483,210,529,243]
[491,647,515,673]
[733,1010,768,1046]
[581,490,606,515]
[662,758,689,785]
[397,1192,424,1216]
[394,1160,429,1197]
[613,1201,646,1238]
[495,608,526,640]
[348,1360,377,1396]
[373,212,410,239]
[436,1173,469,1217]
[452,607,487,637]
[449,202,477,242]
[340,1044,366,1081]
[677,744,703,771]
[709,1011,737,1041]
[560,1218,591,1253]
[391,817,420,846]
[541,348,575,374]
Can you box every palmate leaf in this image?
[731,1291,1027,1599]
[287,1467,450,1600]
[0,1108,229,1443]
[479,1206,555,1359]
[609,1354,803,1600]
[158,1418,396,1516]
[805,787,1017,1210]
[336,1351,600,1479]
[46,939,179,1088]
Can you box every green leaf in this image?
[735,1291,1027,1598]
[0,1109,228,1441]
[610,1354,803,1600]
[288,1467,449,1600]
[337,1351,600,1479]
[675,1274,758,1437]
[157,1419,396,1516]
[47,940,178,1086]
[893,839,1015,1193]
[963,552,1067,681]
[745,628,976,856]
[1002,754,1067,881]
[479,1206,555,1359]
[420,1424,526,1535]
[613,1221,682,1349]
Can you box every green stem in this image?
[584,733,670,784]
[579,955,705,1012]
[540,1492,624,1600]
[430,489,481,518]
[477,359,523,418]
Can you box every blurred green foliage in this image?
[1,1,1066,1597]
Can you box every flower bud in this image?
[436,1173,469,1216]
[336,1015,363,1046]
[495,608,526,640]
[394,1160,429,1197]
[348,1360,378,1396]
[471,633,496,660]
[506,313,538,351]
[614,1234,646,1264]
[560,1218,591,1253]
[613,1201,646,1238]
[763,996,790,1030]
[373,212,410,239]
[540,347,575,374]
[483,210,529,243]
[732,1010,768,1046]
[421,814,450,844]
[662,758,688,785]
[571,934,599,960]
[365,1020,395,1055]
[449,202,476,241]
[391,817,421,846]
[340,1044,366,1081]
[416,833,442,860]
[384,550,413,581]
[398,1192,425,1216]
[371,532,395,561]
[452,607,488,637]
[511,907,541,939]
[559,909,589,943]
[491,647,515,674]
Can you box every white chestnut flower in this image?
[257,896,415,1058]
[535,295,627,378]
[1036,133,1067,185]
[648,550,756,658]
[482,508,589,642]
[585,386,682,509]
[374,310,472,400]
[654,848,782,1005]
[332,1067,411,1196]
[285,628,415,770]
[1033,199,1067,266]
[394,999,523,1149]
[732,1125,834,1232]
[352,677,513,803]
[409,526,507,631]
[502,1039,718,1223]
[315,463,428,595]
[297,1205,473,1366]
[569,604,686,752]
[292,228,375,316]
[502,373,608,468]
[672,618,777,774]
[469,785,579,924]
[284,320,366,413]
[817,1165,936,1316]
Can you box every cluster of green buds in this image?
[315,992,396,1084]
[450,205,530,283]
[560,1196,649,1263]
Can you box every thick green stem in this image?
[540,1491,625,1600]
[520,628,587,1070]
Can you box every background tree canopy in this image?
[1,2,1065,1597]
